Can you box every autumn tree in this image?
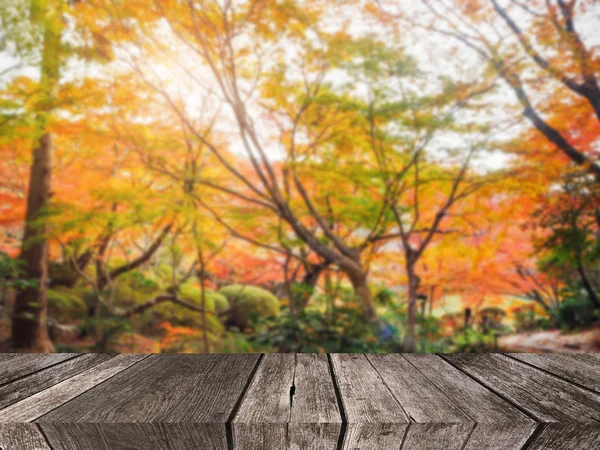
[534,170,600,310]
[104,0,398,341]
[0,0,68,350]
[375,0,600,178]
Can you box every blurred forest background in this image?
[1,0,599,353]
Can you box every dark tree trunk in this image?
[11,4,62,352]
[12,133,54,352]
[404,261,419,352]
[341,259,394,344]
[577,263,600,309]
[294,261,328,311]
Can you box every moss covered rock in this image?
[219,284,280,330]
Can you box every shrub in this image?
[512,305,539,333]
[219,284,280,330]
[374,286,396,306]
[557,296,598,330]
[251,307,397,353]
[47,287,87,322]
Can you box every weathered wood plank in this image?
[508,353,600,393]
[289,354,342,450]
[444,354,600,422]
[0,354,77,386]
[462,424,537,450]
[527,424,600,450]
[233,353,294,449]
[330,354,408,450]
[367,354,474,449]
[367,354,470,422]
[40,423,226,450]
[0,424,50,450]
[0,354,146,422]
[403,423,475,450]
[39,353,258,423]
[0,353,112,410]
[404,354,536,450]
[233,354,342,449]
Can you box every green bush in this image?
[219,284,280,330]
[119,271,161,294]
[212,293,229,314]
[251,307,397,353]
[374,286,396,306]
[47,287,87,322]
[557,296,598,330]
[110,271,161,308]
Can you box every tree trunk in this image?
[576,263,600,309]
[404,262,419,352]
[295,262,327,311]
[12,133,54,352]
[11,3,62,352]
[341,260,394,343]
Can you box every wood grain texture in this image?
[233,354,342,450]
[401,423,474,450]
[508,353,600,393]
[0,353,112,410]
[404,354,536,450]
[0,354,77,386]
[1,353,599,450]
[330,354,408,450]
[527,424,600,450]
[233,353,294,449]
[0,424,50,450]
[39,353,259,423]
[0,354,146,422]
[367,354,474,449]
[366,354,471,423]
[462,424,537,450]
[289,354,341,450]
[342,423,408,450]
[444,353,600,423]
[40,423,227,450]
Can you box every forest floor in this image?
[498,322,600,353]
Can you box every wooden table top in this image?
[0,353,599,449]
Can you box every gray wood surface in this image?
[0,354,146,422]
[404,354,536,450]
[289,354,341,450]
[367,354,474,449]
[233,353,294,449]
[330,353,409,450]
[527,424,600,450]
[444,353,600,423]
[39,354,258,449]
[0,353,76,386]
[508,353,600,393]
[0,353,112,410]
[233,353,342,450]
[0,352,599,449]
[39,354,259,422]
[40,423,226,450]
[0,424,50,450]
